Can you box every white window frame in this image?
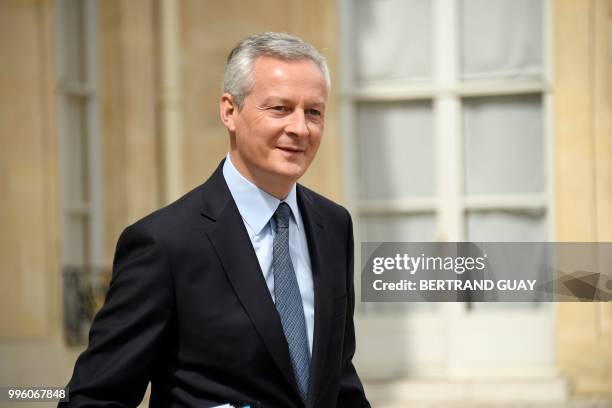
[55,0,104,343]
[340,0,556,379]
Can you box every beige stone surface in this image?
[554,0,612,397]
[594,0,612,244]
[98,0,160,264]
[0,0,59,339]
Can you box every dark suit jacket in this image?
[62,160,369,407]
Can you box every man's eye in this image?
[307,109,321,117]
[272,106,287,112]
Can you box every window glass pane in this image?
[64,96,89,203]
[466,211,546,242]
[466,211,547,309]
[360,214,436,242]
[461,0,543,81]
[361,299,436,314]
[463,95,544,195]
[357,101,434,200]
[359,213,437,313]
[355,0,432,83]
[60,0,87,83]
[62,215,90,268]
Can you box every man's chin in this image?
[272,163,307,182]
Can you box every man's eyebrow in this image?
[260,96,290,106]
[260,96,326,108]
[308,99,326,109]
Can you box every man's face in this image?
[221,56,327,196]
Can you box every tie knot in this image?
[273,202,291,229]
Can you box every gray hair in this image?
[223,32,331,109]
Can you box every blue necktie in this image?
[272,202,310,402]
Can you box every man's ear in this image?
[220,93,237,132]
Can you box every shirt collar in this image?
[222,154,300,235]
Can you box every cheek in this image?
[252,122,280,149]
[235,114,276,151]
[237,127,267,155]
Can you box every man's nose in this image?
[285,109,309,138]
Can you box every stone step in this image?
[369,402,612,408]
[362,379,609,407]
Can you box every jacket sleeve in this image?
[337,209,371,407]
[59,223,174,407]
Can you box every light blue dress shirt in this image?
[222,155,314,354]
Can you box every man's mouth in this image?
[276,146,306,153]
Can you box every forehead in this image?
[250,56,328,100]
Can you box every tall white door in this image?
[341,0,555,379]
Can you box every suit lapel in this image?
[199,162,303,402]
[297,186,333,408]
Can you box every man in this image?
[62,32,369,407]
